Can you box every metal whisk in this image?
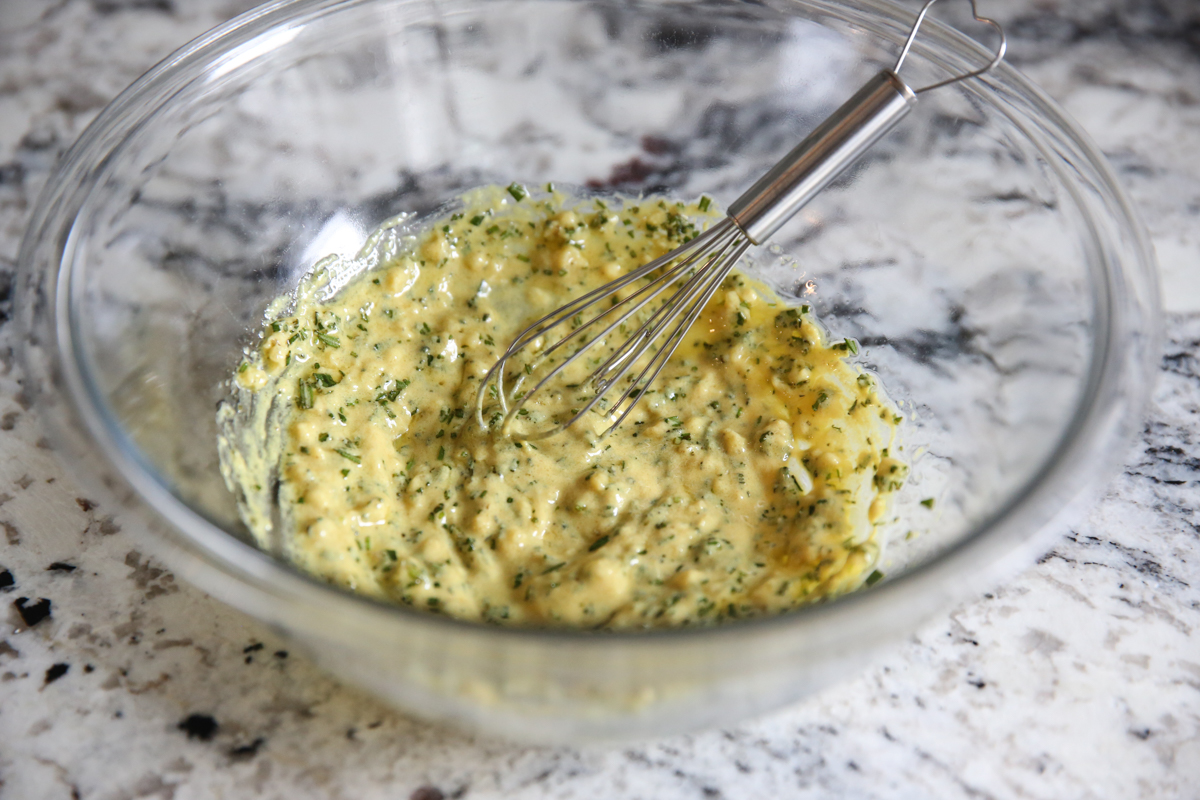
[477,0,1006,438]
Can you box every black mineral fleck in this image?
[0,570,12,591]
[228,737,265,760]
[47,562,76,573]
[178,713,219,741]
[410,788,445,800]
[244,642,265,664]
[44,663,69,685]
[14,597,51,626]
[92,0,175,14]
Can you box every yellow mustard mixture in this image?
[230,186,906,628]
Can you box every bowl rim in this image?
[19,0,1162,648]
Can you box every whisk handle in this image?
[728,69,917,245]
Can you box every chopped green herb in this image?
[297,380,314,409]
[316,332,340,349]
[782,467,805,493]
[835,338,859,355]
[506,182,528,201]
[588,534,612,552]
[377,378,411,403]
[334,448,361,464]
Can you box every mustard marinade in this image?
[230,187,906,629]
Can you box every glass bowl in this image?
[17,0,1159,742]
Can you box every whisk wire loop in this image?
[592,229,742,406]
[600,236,751,436]
[590,222,741,386]
[481,228,703,416]
[477,219,741,435]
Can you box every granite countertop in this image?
[1,1,1198,798]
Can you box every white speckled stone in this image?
[1,1,1198,798]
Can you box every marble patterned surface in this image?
[1,1,1198,798]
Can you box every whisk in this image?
[477,0,1006,438]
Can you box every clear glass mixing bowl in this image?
[17,0,1159,742]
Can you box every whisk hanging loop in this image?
[894,0,1007,94]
